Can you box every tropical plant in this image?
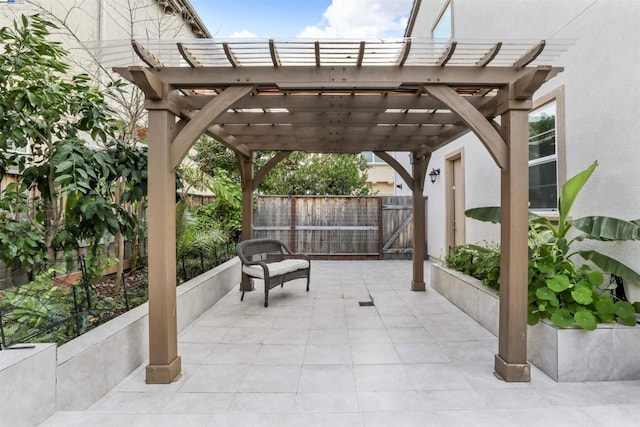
[465,161,640,284]
[175,199,225,261]
[458,161,639,330]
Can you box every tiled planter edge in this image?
[431,263,640,382]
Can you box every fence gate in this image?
[253,195,421,259]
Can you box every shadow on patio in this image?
[42,260,639,426]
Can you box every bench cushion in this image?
[242,259,310,279]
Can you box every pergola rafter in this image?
[106,37,565,386]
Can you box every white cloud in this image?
[298,0,413,39]
[230,30,258,39]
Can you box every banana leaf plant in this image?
[465,161,640,284]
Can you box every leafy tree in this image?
[193,137,372,196]
[193,136,240,181]
[0,15,146,273]
[259,152,372,196]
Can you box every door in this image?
[446,152,465,252]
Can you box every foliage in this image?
[445,244,500,290]
[192,136,373,196]
[0,15,148,272]
[0,182,47,267]
[176,199,225,261]
[465,161,640,284]
[0,268,76,345]
[193,135,240,180]
[456,162,639,330]
[258,152,373,196]
[182,165,242,238]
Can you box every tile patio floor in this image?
[41,261,639,426]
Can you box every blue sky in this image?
[188,0,414,39]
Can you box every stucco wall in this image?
[411,0,640,274]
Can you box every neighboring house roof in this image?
[156,0,211,38]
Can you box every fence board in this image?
[254,195,417,259]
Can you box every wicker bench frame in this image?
[236,239,311,307]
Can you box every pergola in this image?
[108,38,565,384]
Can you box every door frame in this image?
[445,148,465,252]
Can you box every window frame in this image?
[431,0,454,39]
[528,86,566,214]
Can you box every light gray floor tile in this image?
[357,391,424,411]
[354,364,413,392]
[381,315,422,328]
[419,389,487,411]
[423,324,476,342]
[234,314,277,329]
[394,342,450,364]
[263,327,309,344]
[298,365,356,392]
[162,392,233,413]
[239,365,302,392]
[228,392,296,413]
[307,328,350,345]
[178,342,217,365]
[179,364,250,392]
[208,413,289,427]
[304,344,353,365]
[351,343,401,364]
[346,315,385,329]
[386,327,434,343]
[221,328,269,344]
[272,315,312,329]
[203,343,261,364]
[405,363,473,391]
[87,391,173,413]
[294,392,360,413]
[362,411,441,427]
[439,341,495,364]
[255,344,305,365]
[348,329,392,344]
[179,325,230,343]
[286,412,364,427]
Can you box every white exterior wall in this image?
[410,0,640,274]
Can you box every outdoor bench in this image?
[236,239,310,307]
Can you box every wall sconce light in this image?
[396,183,403,190]
[429,168,440,184]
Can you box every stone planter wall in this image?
[431,263,640,382]
[0,257,241,426]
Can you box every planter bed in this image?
[431,263,640,382]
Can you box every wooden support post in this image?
[411,152,430,291]
[239,153,255,292]
[495,104,531,382]
[145,109,181,384]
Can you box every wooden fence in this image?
[253,195,425,260]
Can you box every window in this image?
[361,151,384,164]
[528,101,557,210]
[432,1,452,39]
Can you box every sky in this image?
[188,0,414,39]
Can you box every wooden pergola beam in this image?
[424,85,508,170]
[210,111,458,125]
[253,151,292,191]
[476,42,502,67]
[513,40,546,69]
[181,93,487,111]
[220,124,450,137]
[123,65,554,88]
[170,86,254,170]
